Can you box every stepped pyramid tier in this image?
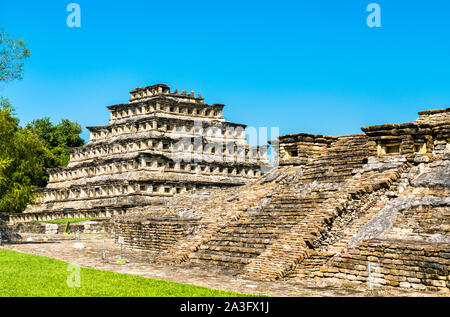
[24,83,271,214]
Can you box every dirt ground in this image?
[1,233,446,297]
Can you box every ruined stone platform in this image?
[10,89,449,295]
[1,233,445,297]
[109,106,449,293]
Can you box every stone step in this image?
[308,161,365,168]
[230,220,299,227]
[258,208,316,214]
[302,170,357,177]
[239,216,307,223]
[216,230,276,239]
[189,252,253,265]
[189,258,249,268]
[194,247,258,259]
[266,192,332,202]
[200,244,266,255]
[209,236,273,244]
[209,240,270,249]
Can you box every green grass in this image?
[0,249,253,297]
[34,217,111,224]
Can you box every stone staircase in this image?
[188,134,377,272]
[245,161,409,280]
[188,185,344,268]
[155,165,300,264]
[289,161,412,280]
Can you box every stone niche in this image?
[362,123,445,161]
[375,135,431,157]
[362,108,450,160]
[274,133,337,166]
[377,141,402,156]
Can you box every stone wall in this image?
[113,217,204,253]
[9,207,128,225]
[275,133,337,166]
[362,107,449,161]
[416,107,449,125]
[319,239,449,292]
[0,220,21,242]
[13,219,113,234]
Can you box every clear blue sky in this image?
[1,0,450,143]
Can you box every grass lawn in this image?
[0,249,252,297]
[34,217,111,224]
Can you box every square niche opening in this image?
[385,144,400,154]
[379,142,401,155]
[287,149,298,158]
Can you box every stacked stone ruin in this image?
[15,84,270,223]
[9,83,449,294]
[112,107,449,293]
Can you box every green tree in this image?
[0,31,44,213]
[0,100,85,213]
[0,30,84,213]
[0,99,47,213]
[0,31,31,82]
[26,118,85,168]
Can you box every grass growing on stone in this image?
[0,249,252,297]
[34,217,111,224]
